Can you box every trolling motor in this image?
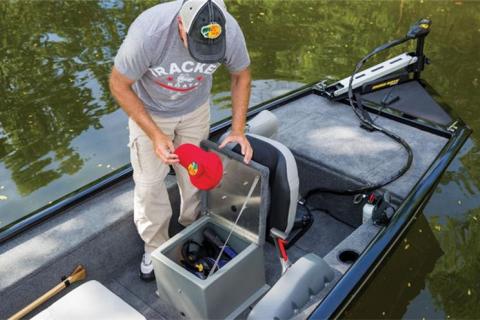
[344,18,431,130]
[320,18,432,99]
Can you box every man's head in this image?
[178,0,227,64]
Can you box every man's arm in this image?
[109,67,178,164]
[219,67,253,163]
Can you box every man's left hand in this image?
[219,132,253,164]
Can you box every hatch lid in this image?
[200,140,270,246]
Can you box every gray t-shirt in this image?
[114,0,250,117]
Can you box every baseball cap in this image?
[175,143,223,190]
[179,0,227,63]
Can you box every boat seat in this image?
[32,280,145,320]
[237,133,299,236]
[220,111,312,244]
[228,132,314,246]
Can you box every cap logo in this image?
[201,23,222,39]
[187,162,199,176]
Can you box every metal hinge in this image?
[447,120,459,133]
[314,80,328,91]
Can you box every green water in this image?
[1,0,479,318]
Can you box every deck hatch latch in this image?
[447,120,459,133]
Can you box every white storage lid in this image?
[32,280,145,320]
[200,140,270,246]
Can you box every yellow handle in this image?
[8,265,87,320]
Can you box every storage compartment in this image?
[161,220,251,269]
[152,141,271,320]
[153,217,268,319]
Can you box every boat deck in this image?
[1,83,452,319]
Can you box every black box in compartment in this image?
[163,220,251,269]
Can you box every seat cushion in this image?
[33,280,145,320]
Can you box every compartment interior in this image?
[161,219,251,271]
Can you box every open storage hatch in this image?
[151,140,271,319]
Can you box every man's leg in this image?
[173,101,211,226]
[128,117,178,255]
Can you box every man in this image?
[109,0,253,281]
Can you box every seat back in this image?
[232,133,299,237]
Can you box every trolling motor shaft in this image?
[320,18,432,99]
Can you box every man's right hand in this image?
[153,133,179,164]
[109,68,180,165]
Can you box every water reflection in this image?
[210,79,303,124]
[425,208,480,319]
[1,1,120,194]
[0,0,145,227]
[343,214,444,319]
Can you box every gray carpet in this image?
[272,94,448,197]
[2,207,355,320]
[106,256,181,320]
[294,209,355,256]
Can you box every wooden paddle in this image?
[8,265,86,320]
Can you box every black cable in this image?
[303,37,414,200]
[371,85,395,123]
